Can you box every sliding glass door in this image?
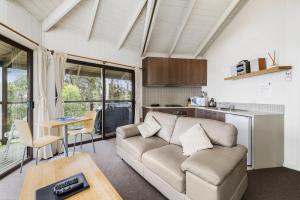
[64,62,103,144]
[64,60,135,144]
[0,35,33,177]
[103,68,134,138]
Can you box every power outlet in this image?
[285,71,292,81]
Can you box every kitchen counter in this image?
[142,106,282,117]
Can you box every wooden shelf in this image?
[224,66,292,80]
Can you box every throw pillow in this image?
[179,123,213,156]
[138,116,161,138]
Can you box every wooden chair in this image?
[68,111,97,155]
[14,120,66,173]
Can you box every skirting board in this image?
[283,162,300,172]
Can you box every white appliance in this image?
[190,96,208,107]
[225,114,252,166]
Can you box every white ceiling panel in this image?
[147,0,190,54]
[54,0,93,34]
[15,0,246,57]
[92,0,142,46]
[123,8,146,51]
[173,0,233,54]
[16,0,63,21]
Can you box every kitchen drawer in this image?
[196,109,225,122]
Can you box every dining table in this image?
[38,117,93,156]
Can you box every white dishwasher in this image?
[225,114,252,166]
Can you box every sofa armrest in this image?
[116,123,142,139]
[181,145,247,186]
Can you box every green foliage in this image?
[8,72,27,102]
[7,71,28,130]
[62,84,82,101]
[107,79,132,100]
[62,84,86,117]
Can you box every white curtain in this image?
[135,66,142,123]
[53,52,67,140]
[53,52,67,118]
[36,47,53,159]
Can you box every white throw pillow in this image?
[179,123,213,156]
[138,116,161,138]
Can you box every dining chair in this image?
[14,120,66,173]
[68,111,97,155]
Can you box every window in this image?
[0,35,33,177]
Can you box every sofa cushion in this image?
[145,111,178,142]
[138,116,161,138]
[170,117,237,147]
[119,136,168,161]
[142,144,188,192]
[179,123,213,156]
[181,145,247,186]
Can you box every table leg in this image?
[64,125,69,156]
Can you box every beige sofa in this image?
[116,111,248,200]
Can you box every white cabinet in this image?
[225,114,252,165]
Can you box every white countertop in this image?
[143,106,283,117]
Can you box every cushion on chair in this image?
[181,145,247,186]
[68,128,93,135]
[33,136,62,148]
[119,136,168,161]
[142,144,188,192]
[145,111,178,142]
[171,117,237,147]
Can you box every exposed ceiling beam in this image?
[140,0,156,55]
[141,0,161,56]
[86,0,100,41]
[117,0,148,49]
[4,49,22,67]
[194,0,248,57]
[42,0,82,32]
[168,0,197,57]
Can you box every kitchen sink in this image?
[210,107,248,112]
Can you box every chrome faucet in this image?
[229,104,235,112]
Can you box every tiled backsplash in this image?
[143,87,202,106]
[217,102,285,114]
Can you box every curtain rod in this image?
[0,22,39,46]
[0,22,139,69]
[67,53,138,69]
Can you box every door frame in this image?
[0,34,34,178]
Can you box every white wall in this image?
[204,0,300,171]
[0,0,41,48]
[43,28,141,67]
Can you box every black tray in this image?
[35,173,89,200]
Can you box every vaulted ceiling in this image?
[15,0,247,58]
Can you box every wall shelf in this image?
[224,66,292,80]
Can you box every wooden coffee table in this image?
[19,153,122,200]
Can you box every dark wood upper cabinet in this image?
[142,57,207,86]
